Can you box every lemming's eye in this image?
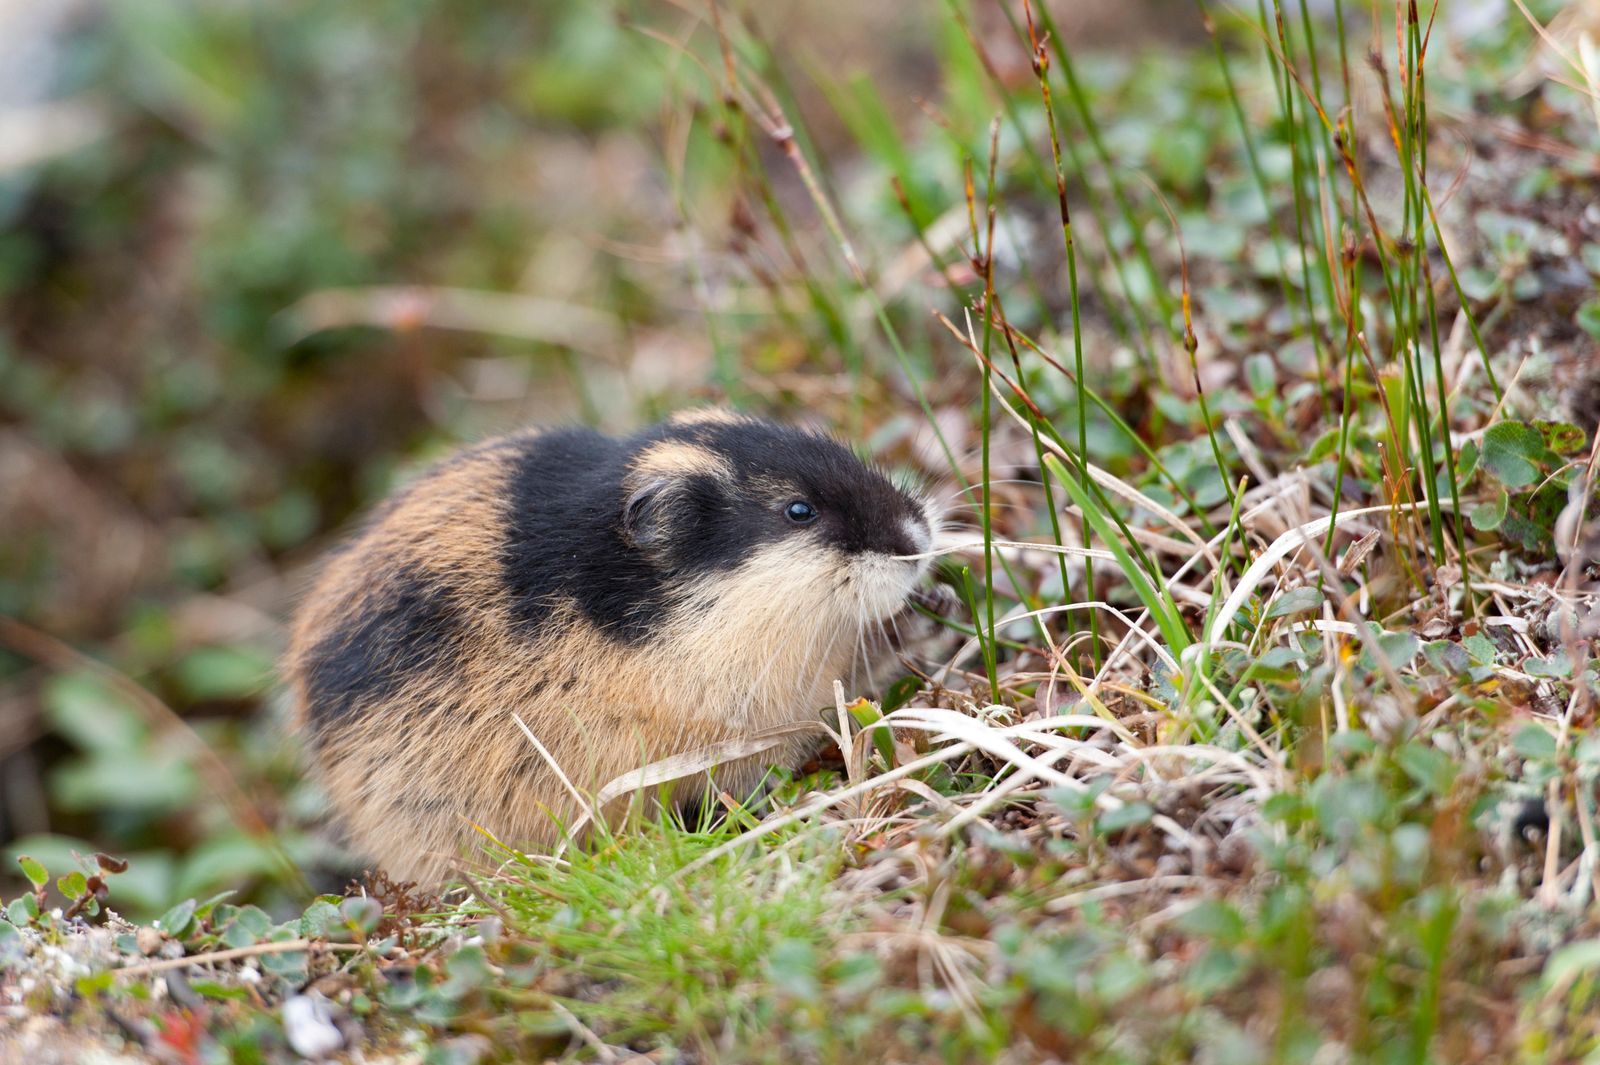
[784,500,818,524]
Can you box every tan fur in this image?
[667,407,754,428]
[287,420,927,884]
[627,440,733,485]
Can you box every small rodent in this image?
[285,408,938,882]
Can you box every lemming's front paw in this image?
[882,584,961,657]
[906,583,960,617]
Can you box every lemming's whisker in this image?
[941,498,1034,509]
[853,584,876,693]
[893,539,1117,563]
[936,478,1048,505]
[887,609,910,662]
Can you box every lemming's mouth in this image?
[847,550,927,622]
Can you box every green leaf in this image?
[1576,299,1600,342]
[1359,628,1420,674]
[192,890,237,922]
[1254,647,1306,672]
[848,701,897,768]
[1396,742,1458,796]
[299,899,343,940]
[1244,354,1276,398]
[1462,634,1498,667]
[260,929,308,979]
[767,938,821,999]
[1175,900,1246,946]
[1096,802,1154,835]
[1261,792,1309,825]
[1330,731,1377,757]
[16,856,47,889]
[439,944,492,999]
[1536,421,1588,455]
[1045,786,1097,819]
[221,905,274,949]
[1512,724,1558,761]
[1240,652,1299,684]
[51,752,198,814]
[173,645,273,702]
[189,980,250,1001]
[175,835,281,899]
[1305,425,1342,464]
[879,675,921,716]
[74,971,114,998]
[340,897,384,936]
[1479,421,1547,488]
[1184,946,1246,996]
[41,673,146,753]
[1525,655,1573,679]
[1265,586,1324,619]
[1422,641,1471,675]
[1469,487,1509,532]
[1092,951,1150,1003]
[1543,939,1600,990]
[7,895,38,926]
[56,872,88,900]
[158,898,198,938]
[1311,774,1386,840]
[1499,510,1552,553]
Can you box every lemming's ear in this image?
[621,476,675,549]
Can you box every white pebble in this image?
[282,992,343,1059]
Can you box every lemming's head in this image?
[621,409,936,624]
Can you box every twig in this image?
[114,939,365,979]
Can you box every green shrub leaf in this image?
[1536,421,1587,455]
[1543,939,1600,990]
[1175,900,1246,946]
[1423,641,1471,675]
[159,897,198,938]
[16,856,47,888]
[1512,724,1558,761]
[341,897,385,936]
[1096,802,1154,835]
[1576,298,1600,342]
[1480,421,1547,488]
[1396,742,1458,796]
[1266,586,1324,618]
[1469,487,1509,532]
[7,895,38,926]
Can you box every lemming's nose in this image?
[894,515,931,559]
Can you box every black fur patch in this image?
[303,566,462,731]
[500,418,928,645]
[502,428,675,643]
